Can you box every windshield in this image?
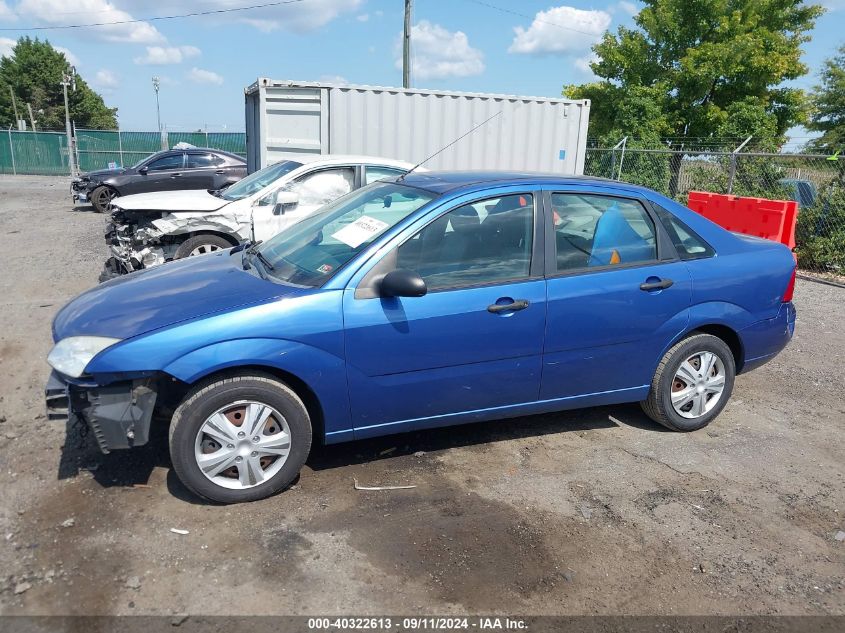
[221,160,303,201]
[256,182,437,287]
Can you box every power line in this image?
[461,0,603,37]
[0,0,311,32]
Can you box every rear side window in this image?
[186,153,223,168]
[654,205,715,260]
[551,193,657,272]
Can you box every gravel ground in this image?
[0,175,843,616]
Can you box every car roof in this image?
[283,154,417,169]
[395,170,643,195]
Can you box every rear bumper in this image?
[45,371,157,453]
[739,302,796,373]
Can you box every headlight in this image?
[47,336,122,378]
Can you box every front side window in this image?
[146,153,184,171]
[551,193,657,272]
[283,167,355,207]
[255,183,437,287]
[396,194,534,291]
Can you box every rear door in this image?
[540,188,692,400]
[183,152,223,189]
[342,189,546,437]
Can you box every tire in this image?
[174,234,233,259]
[640,333,736,432]
[169,372,312,503]
[90,185,116,213]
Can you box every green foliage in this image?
[565,0,823,156]
[0,37,117,130]
[807,44,845,153]
[795,173,845,271]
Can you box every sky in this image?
[0,0,842,148]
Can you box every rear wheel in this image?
[174,234,233,259]
[169,373,312,503]
[641,333,735,432]
[90,185,116,213]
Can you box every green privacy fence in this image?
[0,129,247,175]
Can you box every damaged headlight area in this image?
[47,336,122,378]
[102,208,171,281]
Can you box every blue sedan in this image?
[45,172,797,503]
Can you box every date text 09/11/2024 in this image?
[306,617,528,630]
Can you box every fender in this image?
[163,338,352,439]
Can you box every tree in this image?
[807,43,845,153]
[565,0,823,196]
[0,37,117,130]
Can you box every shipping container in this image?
[244,79,590,175]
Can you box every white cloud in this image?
[134,45,201,65]
[94,69,119,89]
[187,67,223,85]
[16,0,164,44]
[195,0,363,32]
[508,6,611,56]
[394,20,485,80]
[616,1,638,15]
[0,36,15,58]
[575,52,598,74]
[356,13,369,22]
[55,45,80,67]
[0,1,16,21]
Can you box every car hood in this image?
[113,189,231,212]
[81,168,126,180]
[53,250,305,341]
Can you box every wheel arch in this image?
[666,323,745,372]
[173,230,240,247]
[164,364,326,445]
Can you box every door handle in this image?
[171,173,182,178]
[215,169,226,174]
[487,299,530,313]
[640,278,674,291]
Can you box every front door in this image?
[541,190,692,400]
[133,152,186,194]
[252,166,356,241]
[343,192,547,437]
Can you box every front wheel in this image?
[174,234,233,259]
[90,185,116,213]
[169,373,312,503]
[641,333,736,432]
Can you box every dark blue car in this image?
[45,172,797,503]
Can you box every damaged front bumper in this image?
[101,220,168,282]
[45,371,157,453]
[71,178,91,204]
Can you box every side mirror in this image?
[379,269,427,298]
[138,166,148,175]
[273,190,299,215]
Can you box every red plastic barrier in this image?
[687,191,797,250]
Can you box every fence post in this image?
[117,128,124,167]
[611,136,628,180]
[7,127,15,175]
[727,135,752,194]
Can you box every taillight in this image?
[782,268,796,302]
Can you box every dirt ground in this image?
[0,175,842,617]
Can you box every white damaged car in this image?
[101,155,416,279]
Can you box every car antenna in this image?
[398,111,502,181]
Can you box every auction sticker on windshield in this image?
[331,215,389,248]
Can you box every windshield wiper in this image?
[245,240,275,271]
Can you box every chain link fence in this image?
[0,129,247,176]
[584,146,845,279]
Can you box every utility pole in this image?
[8,86,20,128]
[152,76,164,149]
[61,68,77,175]
[26,103,36,131]
[403,0,412,88]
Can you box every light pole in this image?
[61,67,77,175]
[152,76,163,149]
